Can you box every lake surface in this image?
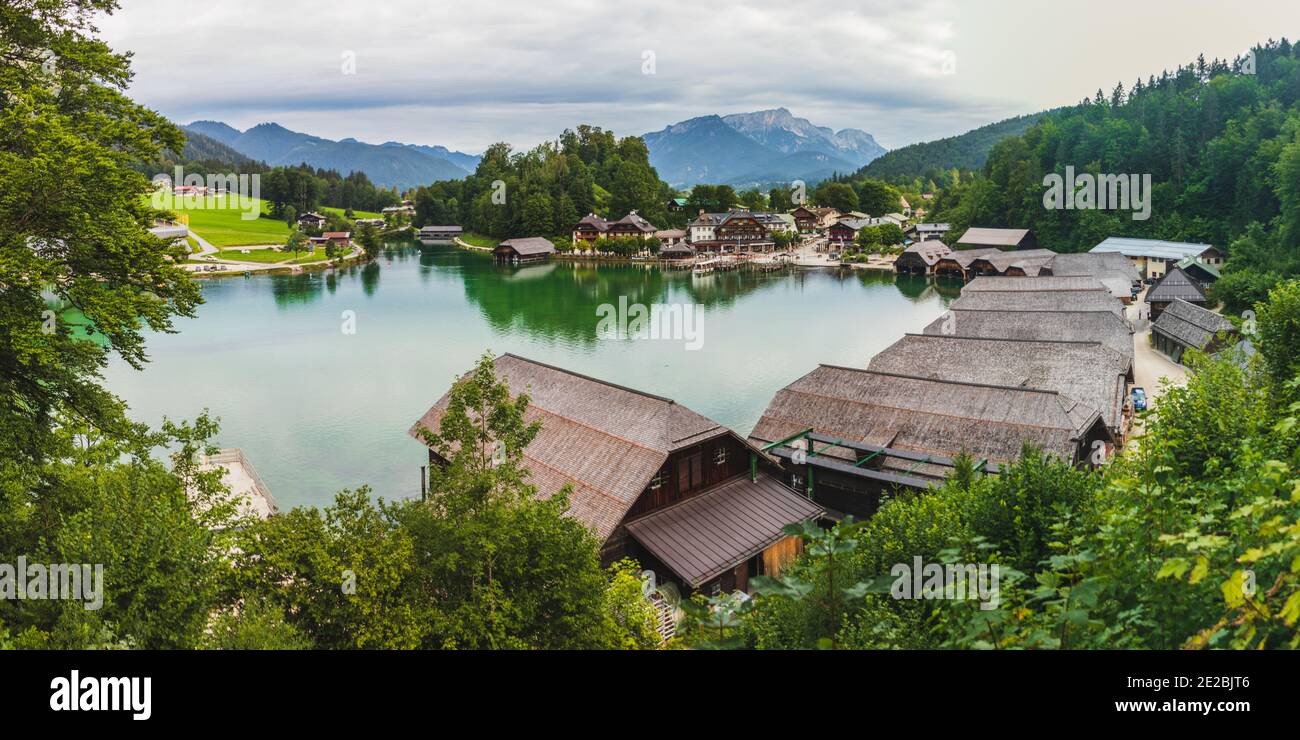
[103,242,955,509]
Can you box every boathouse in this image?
[409,354,823,593]
[950,288,1125,316]
[895,240,953,275]
[418,225,462,241]
[1146,265,1206,319]
[933,247,1000,280]
[1043,251,1141,283]
[748,365,1113,518]
[954,227,1037,251]
[868,334,1132,437]
[966,248,1058,278]
[964,274,1133,302]
[922,308,1134,360]
[1151,299,1236,364]
[493,237,556,264]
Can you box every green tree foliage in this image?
[813,181,859,213]
[410,125,674,238]
[926,42,1300,303]
[711,282,1300,651]
[855,179,902,216]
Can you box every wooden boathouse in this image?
[409,354,823,594]
[493,237,556,265]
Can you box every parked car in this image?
[1130,386,1147,411]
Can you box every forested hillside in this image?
[411,124,679,238]
[855,112,1045,182]
[929,41,1300,311]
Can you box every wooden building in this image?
[296,212,326,229]
[322,231,351,247]
[950,288,1125,316]
[1042,251,1141,284]
[954,227,1037,251]
[1151,298,1236,364]
[965,274,1133,302]
[1146,265,1206,319]
[894,240,953,275]
[906,222,951,242]
[826,217,871,247]
[409,355,823,594]
[749,365,1113,518]
[966,248,1058,278]
[493,237,556,264]
[791,206,819,233]
[1174,257,1221,290]
[921,308,1134,360]
[868,334,1132,438]
[418,225,462,241]
[606,210,657,239]
[933,247,1000,280]
[572,214,610,244]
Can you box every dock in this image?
[196,448,278,521]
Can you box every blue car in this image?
[1131,387,1147,412]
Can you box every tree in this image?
[856,179,902,215]
[877,222,904,246]
[814,182,859,213]
[284,229,308,259]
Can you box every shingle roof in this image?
[748,365,1105,471]
[936,247,1002,269]
[1152,299,1235,351]
[1147,266,1206,303]
[623,474,823,587]
[868,334,1131,431]
[1045,252,1141,282]
[1091,236,1214,261]
[921,309,1134,359]
[899,240,953,266]
[409,354,729,540]
[968,248,1057,273]
[951,289,1125,316]
[956,227,1033,248]
[496,237,556,256]
[576,214,610,230]
[966,273,1131,299]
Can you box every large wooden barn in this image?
[933,247,1000,280]
[921,308,1134,361]
[950,287,1125,316]
[954,227,1038,251]
[966,248,1058,278]
[409,355,823,594]
[867,334,1132,438]
[748,365,1113,518]
[894,240,953,275]
[493,237,557,264]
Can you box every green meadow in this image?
[156,195,292,247]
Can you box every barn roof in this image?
[747,365,1105,471]
[921,309,1134,359]
[898,240,953,266]
[968,248,1058,273]
[868,334,1131,431]
[950,289,1125,316]
[966,273,1131,299]
[1045,252,1141,282]
[623,474,823,588]
[496,237,557,256]
[409,354,730,540]
[1148,266,1206,304]
[956,227,1033,248]
[1152,299,1235,351]
[936,247,1001,269]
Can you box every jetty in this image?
[195,448,278,522]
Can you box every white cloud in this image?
[97,0,1300,153]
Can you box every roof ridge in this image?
[815,364,1064,396]
[499,353,678,405]
[901,333,1103,346]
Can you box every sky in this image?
[98,0,1300,155]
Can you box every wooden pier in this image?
[195,447,278,522]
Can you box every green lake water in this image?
[102,242,956,509]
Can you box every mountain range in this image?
[182,121,481,190]
[642,108,886,188]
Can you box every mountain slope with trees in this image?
[928,40,1300,312]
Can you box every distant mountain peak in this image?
[179,120,481,189]
[643,108,885,188]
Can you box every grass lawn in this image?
[156,196,292,247]
[460,232,498,248]
[214,245,336,264]
[321,206,382,220]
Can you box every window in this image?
[714,447,727,466]
[649,472,665,491]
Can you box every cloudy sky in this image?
[99,0,1298,155]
